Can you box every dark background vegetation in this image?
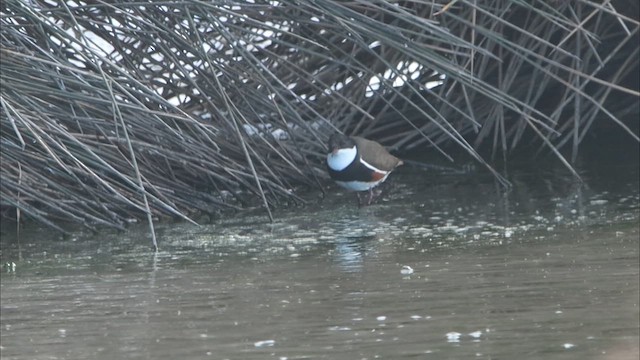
[1,0,638,236]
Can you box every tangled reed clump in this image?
[1,0,638,237]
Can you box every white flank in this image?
[335,174,389,191]
[327,146,357,171]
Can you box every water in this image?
[1,159,638,359]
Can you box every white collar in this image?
[327,145,357,171]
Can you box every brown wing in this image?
[352,137,403,172]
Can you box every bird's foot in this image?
[356,188,384,207]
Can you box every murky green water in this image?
[1,159,639,359]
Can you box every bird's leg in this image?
[367,188,375,205]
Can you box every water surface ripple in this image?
[1,163,638,360]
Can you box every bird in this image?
[326,133,403,205]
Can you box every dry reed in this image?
[1,0,638,239]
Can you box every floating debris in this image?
[400,265,414,275]
[254,339,275,348]
[4,262,16,273]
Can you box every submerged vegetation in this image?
[1,0,638,237]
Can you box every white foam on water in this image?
[328,326,351,331]
[446,332,461,342]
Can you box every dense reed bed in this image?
[1,0,638,240]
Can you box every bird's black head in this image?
[328,133,356,153]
